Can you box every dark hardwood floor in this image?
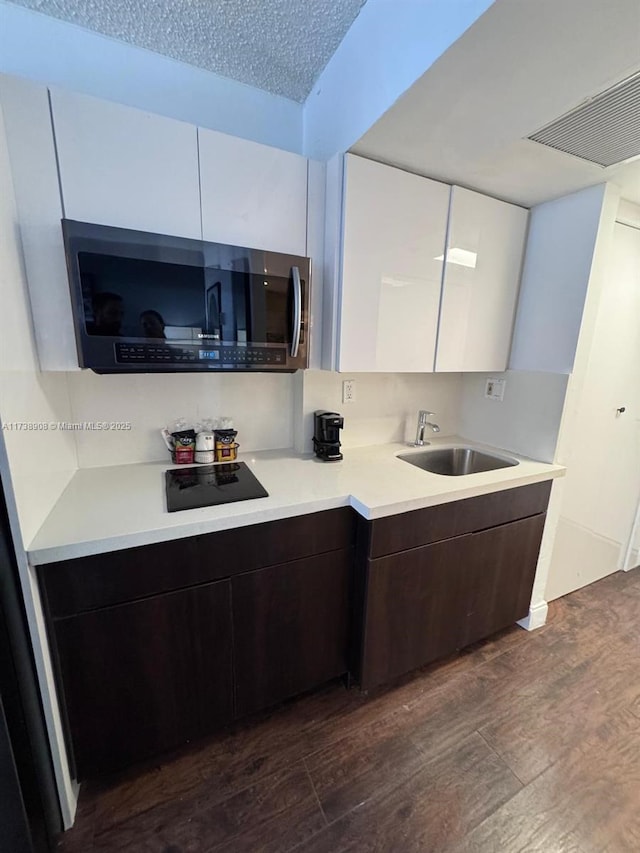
[57,568,640,853]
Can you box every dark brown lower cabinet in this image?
[38,508,355,779]
[53,581,233,780]
[233,550,351,716]
[360,513,547,691]
[37,491,552,776]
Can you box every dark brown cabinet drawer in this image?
[198,506,355,577]
[40,536,202,618]
[40,507,355,617]
[233,549,351,717]
[52,580,233,779]
[360,513,546,690]
[368,481,551,558]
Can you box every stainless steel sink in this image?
[398,446,519,476]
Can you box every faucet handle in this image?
[418,410,436,421]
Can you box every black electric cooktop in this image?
[165,463,269,512]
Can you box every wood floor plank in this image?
[479,638,640,784]
[88,763,325,853]
[305,722,425,823]
[55,806,95,852]
[452,706,640,853]
[294,732,522,853]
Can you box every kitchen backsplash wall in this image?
[65,371,294,467]
[67,369,465,467]
[459,370,569,463]
[70,369,568,468]
[296,371,464,453]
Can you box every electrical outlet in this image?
[342,379,355,404]
[485,378,506,402]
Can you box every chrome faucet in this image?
[411,410,440,446]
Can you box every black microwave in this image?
[62,220,311,374]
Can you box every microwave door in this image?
[204,270,238,343]
[245,272,289,348]
[232,271,249,344]
[204,280,222,341]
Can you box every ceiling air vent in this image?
[528,70,640,168]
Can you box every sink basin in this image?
[398,446,519,476]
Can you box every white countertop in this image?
[27,436,565,565]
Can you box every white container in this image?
[194,431,215,464]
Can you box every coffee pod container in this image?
[214,429,239,462]
[171,429,196,464]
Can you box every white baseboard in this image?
[517,600,548,632]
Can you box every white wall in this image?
[509,184,608,374]
[0,1,302,153]
[303,0,495,160]
[295,371,463,453]
[459,370,569,463]
[65,372,295,468]
[67,370,465,467]
[0,101,78,828]
[617,199,640,229]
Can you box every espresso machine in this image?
[313,411,344,462]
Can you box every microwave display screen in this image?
[77,252,290,347]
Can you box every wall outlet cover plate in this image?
[485,378,506,401]
[342,379,355,403]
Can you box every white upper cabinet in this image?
[436,187,528,372]
[326,158,529,374]
[0,76,79,370]
[435,187,528,372]
[198,128,307,256]
[50,89,201,238]
[338,154,450,372]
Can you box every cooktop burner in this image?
[165,462,268,512]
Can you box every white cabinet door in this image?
[339,154,449,372]
[0,76,79,370]
[436,187,528,372]
[199,128,307,256]
[50,89,201,238]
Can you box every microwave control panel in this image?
[115,343,287,366]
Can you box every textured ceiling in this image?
[7,0,367,101]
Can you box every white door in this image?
[546,220,640,600]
